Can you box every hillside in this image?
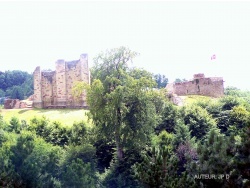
[182,95,218,105]
[169,94,218,106]
[0,108,89,127]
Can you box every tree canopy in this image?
[0,70,33,102]
[87,46,162,162]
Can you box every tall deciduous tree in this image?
[86,47,160,161]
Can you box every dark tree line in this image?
[0,70,33,102]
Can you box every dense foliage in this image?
[1,47,250,187]
[0,70,33,103]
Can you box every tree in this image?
[0,89,5,105]
[69,121,88,145]
[61,159,96,187]
[0,70,33,99]
[129,68,153,80]
[234,119,250,187]
[155,101,179,134]
[154,74,168,88]
[134,131,196,188]
[87,46,159,162]
[71,81,88,104]
[188,128,236,187]
[8,116,21,133]
[0,89,4,98]
[6,86,24,100]
[174,78,187,83]
[134,146,179,188]
[60,144,97,187]
[181,105,216,141]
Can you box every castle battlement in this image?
[166,73,224,98]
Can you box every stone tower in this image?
[33,54,90,108]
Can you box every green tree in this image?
[188,128,236,187]
[0,132,16,187]
[60,144,97,187]
[181,105,216,141]
[69,121,88,145]
[174,78,187,83]
[8,116,21,133]
[6,86,24,100]
[234,119,250,187]
[228,106,250,135]
[154,74,168,88]
[134,131,196,188]
[156,101,179,134]
[219,96,241,111]
[71,81,87,103]
[0,130,63,187]
[61,159,96,187]
[29,117,70,147]
[0,89,4,97]
[0,70,33,99]
[87,46,158,162]
[134,146,179,188]
[129,68,153,80]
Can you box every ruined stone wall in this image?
[52,73,57,105]
[33,54,89,108]
[199,78,224,97]
[4,99,32,109]
[56,60,67,106]
[80,54,89,106]
[41,71,55,107]
[167,74,224,98]
[65,60,82,106]
[33,67,42,108]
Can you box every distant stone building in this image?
[166,73,224,98]
[33,54,90,108]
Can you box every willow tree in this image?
[86,47,162,161]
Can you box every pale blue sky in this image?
[0,1,250,90]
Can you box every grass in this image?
[180,95,216,105]
[0,108,89,127]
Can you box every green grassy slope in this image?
[0,109,89,127]
[177,95,219,106]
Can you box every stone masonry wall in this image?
[79,54,89,106]
[33,66,43,108]
[66,60,82,106]
[33,54,90,108]
[56,60,67,106]
[166,74,224,98]
[41,71,55,107]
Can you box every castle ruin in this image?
[166,73,224,98]
[33,54,90,108]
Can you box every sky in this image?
[0,1,250,90]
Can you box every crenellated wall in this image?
[166,74,224,98]
[33,54,90,108]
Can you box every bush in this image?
[29,117,70,147]
[60,144,97,187]
[69,121,88,145]
[61,158,96,187]
[181,105,216,141]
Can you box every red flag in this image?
[211,54,216,60]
